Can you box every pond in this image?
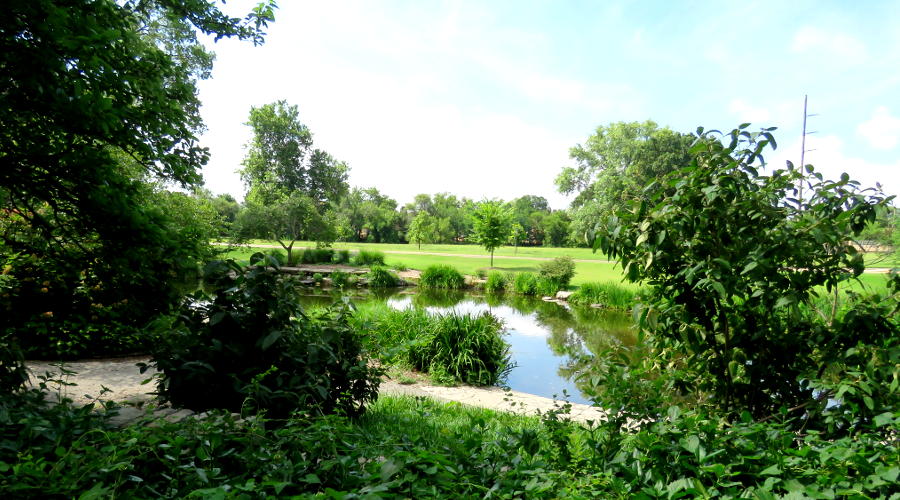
[299,288,636,405]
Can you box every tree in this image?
[556,121,694,244]
[407,212,437,249]
[471,201,513,267]
[234,192,340,265]
[595,125,895,419]
[240,101,349,206]
[541,211,571,247]
[0,0,275,373]
[337,187,403,243]
[238,101,349,254]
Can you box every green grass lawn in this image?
[220,242,893,292]
[226,239,611,261]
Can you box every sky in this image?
[197,0,900,210]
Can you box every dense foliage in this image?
[1,0,274,362]
[471,200,514,266]
[148,254,382,418]
[595,125,898,423]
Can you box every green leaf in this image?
[260,330,282,350]
[711,281,726,298]
[873,412,895,427]
[760,465,782,475]
[741,261,758,275]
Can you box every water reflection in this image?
[297,288,636,405]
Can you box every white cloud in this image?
[856,106,900,150]
[791,26,867,62]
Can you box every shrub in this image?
[513,272,538,295]
[569,281,639,309]
[332,249,351,264]
[483,271,508,293]
[353,250,385,267]
[147,254,382,419]
[312,272,324,284]
[302,247,334,264]
[330,271,349,288]
[538,256,576,289]
[366,266,399,288]
[419,265,466,289]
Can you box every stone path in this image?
[25,357,608,427]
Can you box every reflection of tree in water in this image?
[555,307,636,399]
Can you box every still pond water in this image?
[299,289,636,406]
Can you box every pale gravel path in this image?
[25,357,608,423]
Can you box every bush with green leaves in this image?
[483,271,508,292]
[595,125,896,420]
[365,266,398,288]
[352,249,385,266]
[147,253,382,419]
[419,264,466,289]
[538,256,576,289]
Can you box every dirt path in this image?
[25,358,608,424]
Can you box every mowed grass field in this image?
[218,240,893,292]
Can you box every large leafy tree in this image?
[337,187,403,243]
[471,201,513,267]
[237,101,349,253]
[0,0,274,368]
[240,101,349,206]
[557,121,694,244]
[596,125,896,421]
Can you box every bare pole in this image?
[800,94,808,202]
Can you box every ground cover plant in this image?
[418,264,467,289]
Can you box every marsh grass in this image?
[353,249,385,266]
[570,281,641,309]
[419,264,466,289]
[351,302,511,386]
[365,266,399,288]
[483,271,509,292]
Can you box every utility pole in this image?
[799,95,817,202]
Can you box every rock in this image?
[555,291,574,300]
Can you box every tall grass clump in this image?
[332,249,351,264]
[353,303,511,386]
[570,281,640,309]
[410,312,512,386]
[483,271,508,293]
[419,265,466,289]
[353,250,385,267]
[301,247,334,264]
[366,266,398,288]
[513,272,538,295]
